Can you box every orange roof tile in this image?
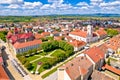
[54,36,62,41]
[41,32,50,36]
[84,46,105,63]
[69,40,86,47]
[105,34,120,51]
[59,55,93,80]
[91,70,114,80]
[103,64,120,75]
[96,28,107,36]
[0,65,9,80]
[70,30,87,38]
[13,40,42,49]
[35,33,44,39]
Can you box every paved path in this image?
[30,56,44,63]
[30,50,56,63]
[44,71,57,80]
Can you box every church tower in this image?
[87,25,93,37]
[87,25,93,43]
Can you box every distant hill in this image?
[46,13,120,17]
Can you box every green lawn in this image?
[26,56,40,61]
[51,49,65,56]
[32,57,55,73]
[21,49,68,73]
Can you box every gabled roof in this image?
[13,40,42,49]
[105,34,120,51]
[96,28,107,36]
[8,32,34,43]
[35,33,44,39]
[84,46,105,63]
[102,64,120,75]
[59,55,93,80]
[69,29,87,38]
[69,40,86,47]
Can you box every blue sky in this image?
[0,0,120,16]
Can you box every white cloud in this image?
[8,4,20,9]
[90,0,103,6]
[0,0,24,4]
[0,0,120,15]
[40,1,72,10]
[40,4,51,10]
[48,0,63,4]
[77,2,89,6]
[23,2,42,9]
[99,1,120,12]
[100,1,120,7]
[81,6,88,10]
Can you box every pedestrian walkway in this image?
[30,50,57,63]
[30,56,44,63]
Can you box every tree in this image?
[0,32,6,42]
[64,44,74,51]
[106,28,119,37]
[59,41,67,50]
[32,49,37,53]
[51,40,59,49]
[43,62,52,69]
[41,42,48,52]
[41,38,48,42]
[46,36,54,41]
[56,53,66,62]
[18,56,27,64]
[24,61,33,70]
[38,29,44,34]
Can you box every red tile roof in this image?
[59,55,93,80]
[8,33,34,43]
[0,65,9,80]
[70,29,87,38]
[103,64,120,75]
[96,28,107,36]
[84,46,105,63]
[91,70,114,80]
[7,31,13,39]
[54,36,62,41]
[41,32,50,36]
[7,31,13,36]
[69,40,86,47]
[13,40,42,49]
[35,33,44,39]
[105,34,120,51]
[98,44,108,54]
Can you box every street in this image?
[0,41,32,80]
